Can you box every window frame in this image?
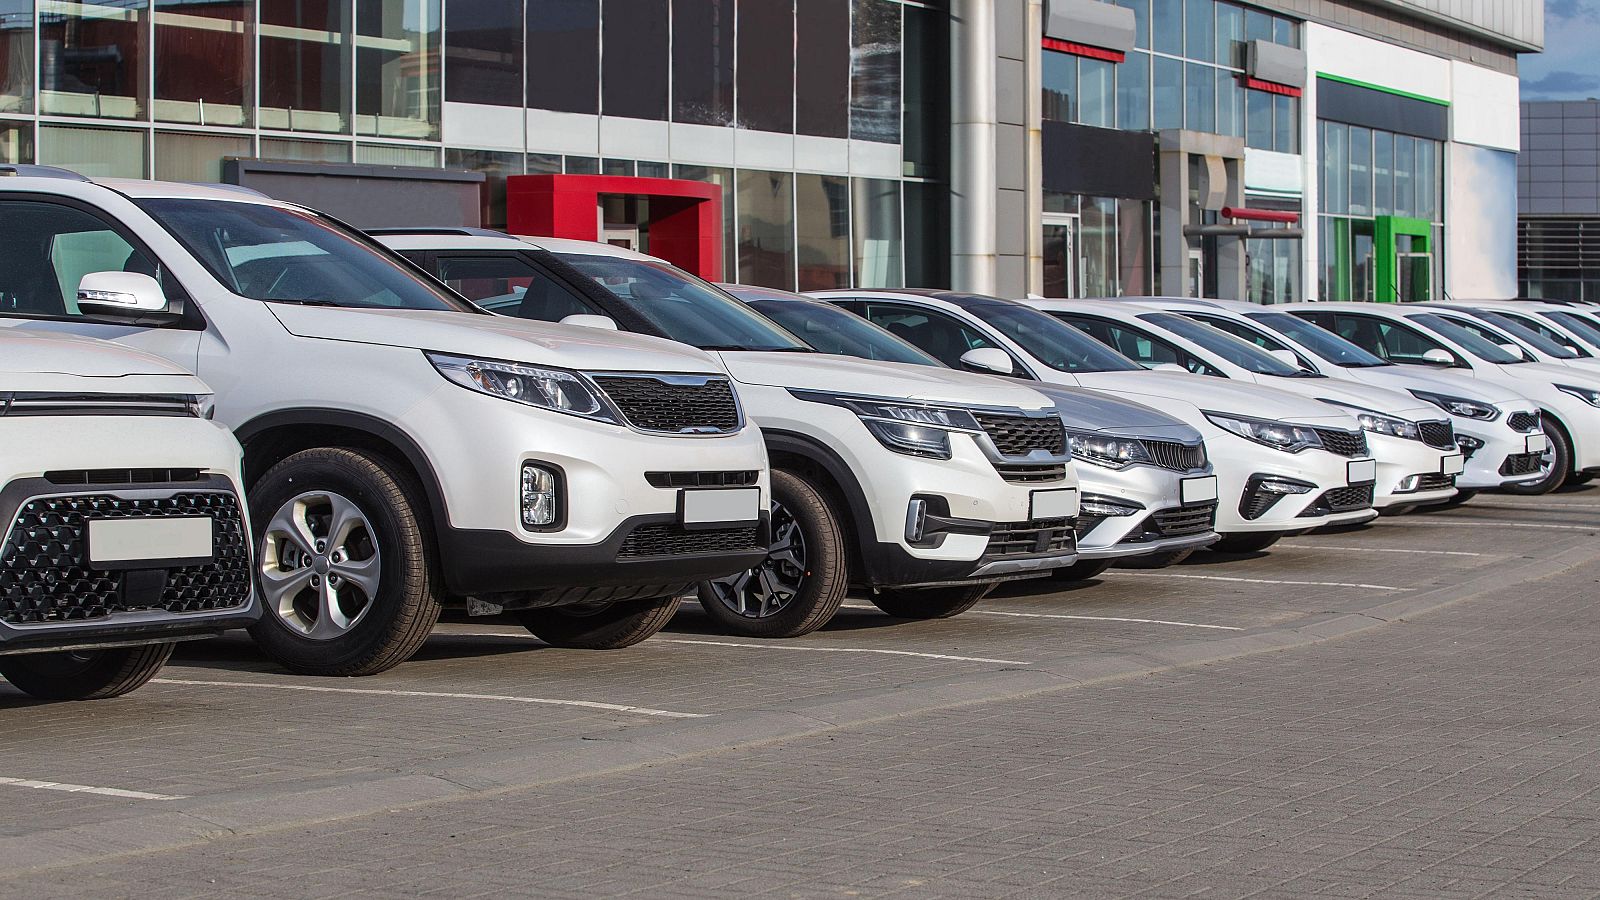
[836,297,1036,379]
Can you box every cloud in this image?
[1522,70,1600,98]
[1546,0,1600,22]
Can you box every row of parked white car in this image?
[1,166,1595,701]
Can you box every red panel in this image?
[1221,206,1300,224]
[1041,38,1126,63]
[1244,77,1303,98]
[505,175,724,280]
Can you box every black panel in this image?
[672,0,735,125]
[1041,121,1157,200]
[1316,77,1447,142]
[602,0,668,119]
[526,0,598,114]
[446,0,523,105]
[796,0,849,138]
[737,0,794,133]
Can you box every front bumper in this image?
[1369,432,1459,509]
[1458,411,1548,489]
[1074,464,1219,560]
[1208,431,1379,534]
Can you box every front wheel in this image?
[869,583,992,620]
[517,595,680,649]
[1207,532,1282,554]
[1501,424,1571,496]
[0,644,175,701]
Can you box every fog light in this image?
[1257,479,1313,495]
[521,463,558,527]
[1456,435,1484,460]
[905,498,929,543]
[1395,474,1420,493]
[1080,495,1143,518]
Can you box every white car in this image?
[1138,298,1549,498]
[809,289,1378,554]
[1430,300,1600,360]
[1035,300,1463,513]
[1422,302,1600,375]
[379,232,1081,637]
[1281,302,1600,493]
[0,331,258,700]
[0,168,773,676]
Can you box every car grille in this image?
[1500,452,1545,476]
[644,470,759,489]
[0,492,251,626]
[1144,440,1207,472]
[972,412,1065,457]
[1414,473,1456,491]
[616,522,762,560]
[590,375,740,434]
[991,462,1069,484]
[1313,427,1368,457]
[1119,504,1217,544]
[1507,411,1541,433]
[984,519,1076,559]
[43,468,204,486]
[1297,484,1375,517]
[1418,421,1456,450]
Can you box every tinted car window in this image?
[855,302,1016,369]
[436,254,597,321]
[1412,313,1526,364]
[0,200,173,319]
[747,299,942,366]
[1053,313,1222,376]
[1139,311,1306,375]
[964,302,1143,373]
[1245,311,1388,367]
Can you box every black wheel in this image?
[1568,473,1594,485]
[1501,421,1571,496]
[1115,547,1196,569]
[869,583,992,619]
[1049,559,1113,581]
[0,644,174,701]
[697,468,848,638]
[1207,532,1282,554]
[517,595,680,649]
[248,448,440,676]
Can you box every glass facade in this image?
[1316,120,1444,301]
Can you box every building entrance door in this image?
[1042,214,1079,298]
[602,224,642,252]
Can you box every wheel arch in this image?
[1537,407,1579,475]
[761,429,875,584]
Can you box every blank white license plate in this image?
[680,488,761,526]
[1440,454,1465,475]
[87,517,213,569]
[1346,459,1378,484]
[1031,488,1078,519]
[1526,433,1550,453]
[1180,475,1219,506]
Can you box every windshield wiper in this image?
[699,344,817,353]
[1336,361,1389,368]
[263,297,342,307]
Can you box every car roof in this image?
[372,229,663,262]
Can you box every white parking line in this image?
[151,679,708,719]
[1279,544,1484,557]
[652,638,1030,665]
[1106,572,1409,591]
[838,603,1239,631]
[1467,500,1600,510]
[0,776,183,801]
[1407,519,1598,532]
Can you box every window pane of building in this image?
[1372,130,1392,216]
[1184,62,1213,132]
[1117,51,1149,130]
[672,0,734,125]
[1,0,33,113]
[0,119,33,162]
[445,0,522,106]
[154,131,251,182]
[852,177,902,287]
[1274,93,1295,152]
[1151,0,1181,55]
[1393,133,1415,217]
[1216,68,1243,137]
[1110,0,1149,50]
[675,163,736,280]
[1245,86,1270,148]
[903,2,947,177]
[796,0,849,138]
[737,168,796,288]
[602,157,633,175]
[1348,126,1371,216]
[1081,196,1117,296]
[260,0,349,133]
[637,160,670,178]
[527,0,597,114]
[38,124,146,177]
[1184,0,1212,62]
[446,147,523,228]
[602,0,667,119]
[737,0,793,133]
[1273,15,1293,46]
[1322,122,1348,215]
[850,0,900,143]
[904,179,948,287]
[40,0,148,119]
[1244,7,1271,42]
[355,142,439,166]
[1079,57,1113,128]
[261,137,352,162]
[356,0,440,138]
[1216,2,1242,67]
[1152,55,1182,129]
[1416,139,1437,221]
[796,173,851,289]
[526,151,561,174]
[154,0,251,126]
[1042,50,1076,123]
[564,154,598,173]
[1118,198,1149,294]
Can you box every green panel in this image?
[1314,73,1450,107]
[1373,216,1431,303]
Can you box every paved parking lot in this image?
[1,488,1597,897]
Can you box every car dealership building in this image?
[0,0,1538,303]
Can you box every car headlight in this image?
[1066,430,1153,469]
[1321,400,1420,440]
[1204,412,1323,453]
[1409,389,1499,421]
[1555,383,1600,407]
[427,353,619,424]
[790,390,983,460]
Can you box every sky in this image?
[1521,0,1600,100]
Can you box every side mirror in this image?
[76,272,174,320]
[1498,342,1529,359]
[959,347,1015,376]
[1421,348,1455,366]
[1268,349,1303,368]
[559,313,619,331]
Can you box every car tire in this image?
[1501,421,1571,496]
[516,595,681,649]
[1207,532,1282,554]
[0,644,175,701]
[1049,559,1114,581]
[1115,548,1196,569]
[248,448,440,677]
[697,468,848,638]
[1568,473,1594,485]
[869,583,992,619]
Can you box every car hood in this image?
[1500,360,1600,389]
[1343,365,1533,406]
[1259,375,1439,422]
[268,305,726,374]
[717,352,1053,411]
[1073,370,1359,426]
[1028,382,1202,442]
[0,330,209,396]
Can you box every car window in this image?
[1245,311,1389,368]
[1440,314,1538,360]
[1411,313,1526,364]
[1498,311,1586,356]
[1474,311,1582,359]
[1547,310,1600,351]
[746,299,942,366]
[855,302,1022,371]
[436,254,598,321]
[1053,313,1223,376]
[1139,311,1306,375]
[963,301,1143,372]
[0,200,174,320]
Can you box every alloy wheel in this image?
[704,499,807,619]
[260,491,382,640]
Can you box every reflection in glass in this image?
[564,154,598,174]
[1081,196,1116,298]
[155,0,251,126]
[154,131,251,181]
[602,157,634,176]
[446,148,523,228]
[1151,0,1181,55]
[737,169,796,288]
[0,119,31,162]
[0,0,33,113]
[1152,56,1182,129]
[1216,69,1243,137]
[1184,0,1212,62]
[1042,50,1076,123]
[1117,51,1149,130]
[903,2,947,178]
[603,0,667,119]
[851,177,902,288]
[526,151,561,174]
[356,0,440,139]
[1079,58,1112,128]
[738,0,793,133]
[260,0,350,132]
[672,0,734,125]
[1184,62,1213,132]
[1274,94,1295,152]
[355,142,438,166]
[904,180,948,287]
[1118,199,1149,295]
[261,138,352,162]
[796,0,848,138]
[1110,0,1149,49]
[527,0,598,114]
[38,124,146,177]
[1416,140,1437,220]
[1393,134,1414,218]
[445,0,522,106]
[1372,130,1392,216]
[1323,121,1348,215]
[1349,126,1371,216]
[1245,86,1270,149]
[850,0,900,143]
[40,0,148,119]
[1215,2,1242,67]
[796,173,851,290]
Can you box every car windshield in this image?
[554,253,811,352]
[136,198,469,311]
[964,302,1142,372]
[1411,313,1527,364]
[1473,311,1578,359]
[1548,310,1600,349]
[1138,311,1310,376]
[1246,311,1389,367]
[746,299,941,366]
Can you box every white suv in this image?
[0,168,771,676]
[377,232,1081,637]
[0,331,257,700]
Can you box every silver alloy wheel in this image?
[260,491,382,640]
[705,500,806,619]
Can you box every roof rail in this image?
[0,164,91,182]
[365,226,517,239]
